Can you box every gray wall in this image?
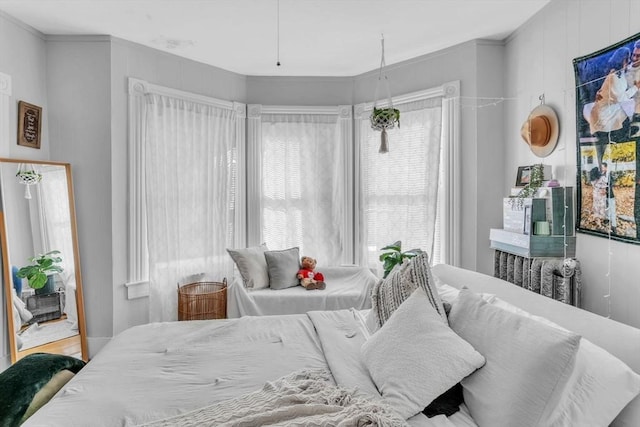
[0,12,50,370]
[46,37,113,353]
[504,0,640,327]
[246,76,353,105]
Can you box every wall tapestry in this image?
[574,32,640,244]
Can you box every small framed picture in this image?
[17,101,42,149]
[515,166,532,187]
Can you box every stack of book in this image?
[490,186,576,258]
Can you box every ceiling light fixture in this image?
[276,0,281,67]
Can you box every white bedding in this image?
[227,265,378,317]
[23,310,477,427]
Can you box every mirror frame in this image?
[1,158,88,363]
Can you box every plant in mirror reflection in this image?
[17,250,63,289]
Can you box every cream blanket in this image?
[137,369,407,427]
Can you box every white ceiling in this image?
[0,0,550,77]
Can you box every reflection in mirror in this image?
[1,159,87,363]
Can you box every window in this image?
[355,83,460,272]
[128,78,245,320]
[129,79,459,316]
[247,106,353,265]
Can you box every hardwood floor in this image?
[16,317,82,361]
[17,334,82,360]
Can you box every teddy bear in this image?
[297,256,326,290]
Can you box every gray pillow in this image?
[264,247,300,290]
[370,251,447,328]
[448,289,581,427]
[227,244,269,289]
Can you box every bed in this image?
[19,261,640,427]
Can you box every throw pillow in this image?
[361,287,485,420]
[370,261,408,328]
[490,297,640,427]
[227,244,269,289]
[370,251,447,328]
[448,289,581,427]
[264,247,300,290]
[402,252,447,323]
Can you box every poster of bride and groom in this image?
[575,31,640,244]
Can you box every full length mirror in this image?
[0,158,87,363]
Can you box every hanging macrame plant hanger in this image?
[370,34,400,153]
[16,163,42,199]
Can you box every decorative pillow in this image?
[361,287,485,420]
[264,247,300,290]
[448,289,581,427]
[490,297,640,427]
[227,244,269,289]
[370,252,447,328]
[370,261,408,328]
[402,252,448,322]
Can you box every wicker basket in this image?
[177,278,227,321]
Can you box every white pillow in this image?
[436,282,496,304]
[490,297,640,427]
[226,244,269,289]
[448,289,581,427]
[361,287,485,420]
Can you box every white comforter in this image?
[227,265,378,317]
[23,311,476,427]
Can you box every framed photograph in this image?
[574,32,640,244]
[515,166,532,187]
[17,101,42,149]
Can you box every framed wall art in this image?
[515,166,532,187]
[574,32,640,244]
[17,100,42,149]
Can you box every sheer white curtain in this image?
[143,93,238,322]
[34,166,74,278]
[247,106,352,265]
[356,96,444,274]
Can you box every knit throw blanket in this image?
[137,369,407,427]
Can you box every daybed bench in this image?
[226,245,378,317]
[227,265,377,317]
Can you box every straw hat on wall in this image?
[520,104,559,158]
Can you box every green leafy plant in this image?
[371,107,401,129]
[17,250,63,289]
[379,241,422,278]
[511,163,545,209]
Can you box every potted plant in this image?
[370,107,401,153]
[15,168,42,182]
[370,107,400,130]
[379,240,422,278]
[17,250,63,295]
